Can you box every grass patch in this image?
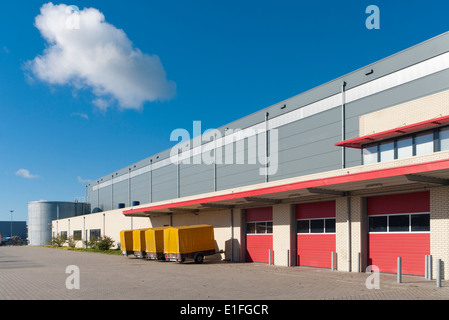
[44,245,123,256]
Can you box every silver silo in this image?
[28,201,90,246]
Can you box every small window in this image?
[90,229,101,240]
[369,216,387,232]
[397,137,413,159]
[60,231,68,241]
[246,222,256,234]
[411,214,430,232]
[73,230,82,241]
[256,222,267,234]
[266,221,273,234]
[440,128,449,151]
[389,214,409,232]
[325,218,336,233]
[415,132,434,156]
[363,145,378,164]
[297,220,309,233]
[310,219,324,233]
[379,141,394,162]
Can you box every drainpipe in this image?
[347,195,352,272]
[265,112,269,183]
[341,81,346,169]
[230,209,234,262]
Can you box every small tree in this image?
[67,236,77,248]
[97,236,115,250]
[51,233,66,247]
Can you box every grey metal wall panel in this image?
[130,172,150,205]
[112,180,128,209]
[151,163,178,202]
[179,163,214,197]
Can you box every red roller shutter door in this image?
[367,191,430,276]
[296,201,336,268]
[245,207,273,263]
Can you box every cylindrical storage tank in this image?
[28,201,90,246]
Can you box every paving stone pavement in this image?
[0,246,448,301]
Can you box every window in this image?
[369,213,429,233]
[310,219,324,233]
[90,229,101,240]
[389,215,409,232]
[297,220,309,234]
[411,214,430,232]
[397,137,413,159]
[369,216,387,232]
[440,128,449,151]
[325,219,336,233]
[360,125,449,164]
[60,231,67,241]
[363,145,378,164]
[73,230,82,241]
[379,141,394,162]
[246,221,272,234]
[297,218,335,234]
[415,132,434,156]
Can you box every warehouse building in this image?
[48,31,449,278]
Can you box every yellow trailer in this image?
[133,228,151,258]
[164,224,215,264]
[120,230,134,257]
[145,226,169,260]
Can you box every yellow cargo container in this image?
[145,226,169,260]
[120,230,134,257]
[133,228,151,258]
[164,224,215,263]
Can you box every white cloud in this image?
[25,2,176,110]
[70,112,89,120]
[77,176,90,183]
[15,169,39,179]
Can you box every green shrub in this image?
[85,236,115,250]
[51,233,66,247]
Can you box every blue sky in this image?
[1,0,449,222]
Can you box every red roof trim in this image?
[123,158,449,215]
[335,114,449,149]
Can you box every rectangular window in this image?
[415,132,434,156]
[363,145,378,164]
[60,231,68,241]
[388,214,410,232]
[440,128,449,151]
[256,222,267,234]
[369,216,387,232]
[379,141,394,162]
[297,220,309,233]
[397,137,413,159]
[266,221,273,234]
[325,218,336,233]
[411,214,430,232]
[310,219,324,233]
[73,230,82,241]
[89,229,101,240]
[246,222,256,234]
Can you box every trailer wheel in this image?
[194,253,204,264]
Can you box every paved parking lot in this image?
[0,246,448,301]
